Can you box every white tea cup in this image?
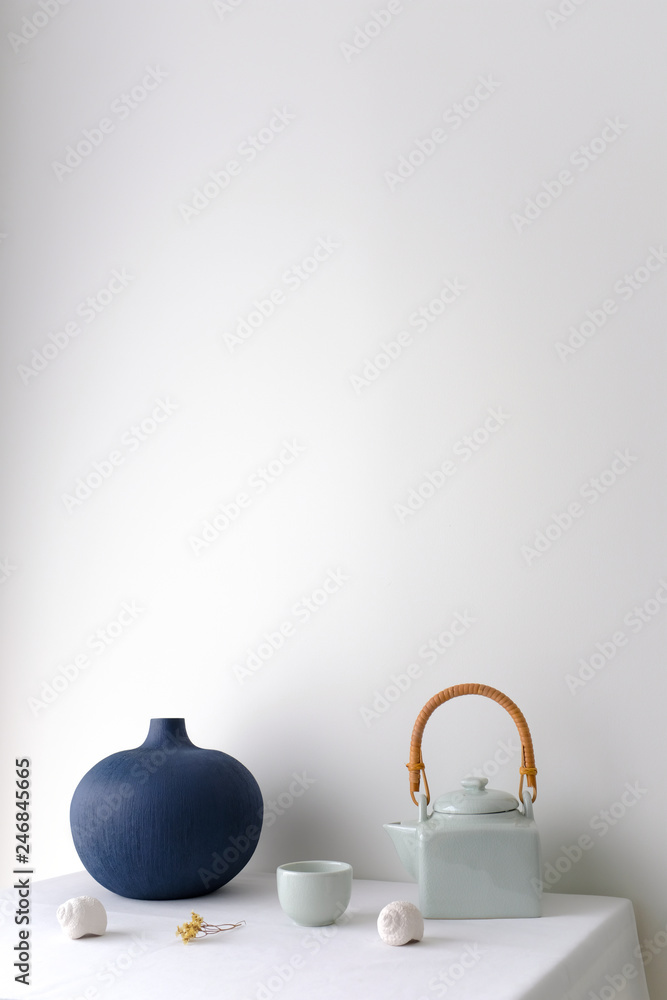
[276,861,353,926]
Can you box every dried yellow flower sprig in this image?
[176,911,246,944]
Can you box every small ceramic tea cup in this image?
[276,861,353,926]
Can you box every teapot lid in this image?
[433,776,519,815]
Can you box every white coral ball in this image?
[377,900,424,946]
[57,896,107,939]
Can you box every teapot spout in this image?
[383,820,418,880]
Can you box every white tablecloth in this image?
[0,871,650,1000]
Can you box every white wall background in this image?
[1,0,665,994]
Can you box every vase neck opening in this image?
[142,718,193,749]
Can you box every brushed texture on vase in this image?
[70,718,263,900]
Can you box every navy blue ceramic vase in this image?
[70,718,263,900]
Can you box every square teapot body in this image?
[417,809,542,918]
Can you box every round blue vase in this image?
[70,718,263,900]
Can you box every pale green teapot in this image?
[384,684,541,919]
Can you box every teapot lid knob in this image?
[434,774,519,814]
[461,776,488,793]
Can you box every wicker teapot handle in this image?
[406,683,537,806]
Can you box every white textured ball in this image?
[377,901,424,946]
[57,896,107,939]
